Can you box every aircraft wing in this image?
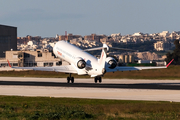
[106,66,167,72]
[11,65,78,73]
[106,59,174,73]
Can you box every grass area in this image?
[0,66,180,119]
[0,96,180,120]
[0,65,180,79]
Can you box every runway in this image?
[0,77,180,102]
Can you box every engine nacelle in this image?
[74,57,86,69]
[105,57,117,69]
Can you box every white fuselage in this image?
[53,40,104,77]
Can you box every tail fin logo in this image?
[99,50,105,65]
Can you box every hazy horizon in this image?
[1,0,180,37]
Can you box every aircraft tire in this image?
[71,77,74,83]
[94,77,98,83]
[67,77,70,83]
[99,77,102,83]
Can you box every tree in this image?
[165,39,180,65]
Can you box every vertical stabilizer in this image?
[98,44,108,68]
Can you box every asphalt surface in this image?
[0,77,180,102]
[0,80,180,90]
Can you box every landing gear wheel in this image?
[67,74,74,83]
[67,77,70,83]
[94,77,102,83]
[99,77,102,83]
[71,77,74,83]
[94,77,98,83]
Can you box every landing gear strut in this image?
[67,74,74,83]
[94,76,102,83]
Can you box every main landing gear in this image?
[67,74,74,83]
[94,76,102,83]
[67,74,102,83]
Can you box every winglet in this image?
[7,60,12,68]
[166,59,174,67]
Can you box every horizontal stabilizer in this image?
[83,47,105,51]
[110,47,137,51]
[83,46,136,52]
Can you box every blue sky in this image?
[0,0,180,37]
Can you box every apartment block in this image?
[154,41,171,51]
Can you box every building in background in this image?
[154,41,171,51]
[118,55,134,63]
[59,34,81,41]
[0,24,17,57]
[0,49,67,67]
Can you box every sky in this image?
[0,0,180,37]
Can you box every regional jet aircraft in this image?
[7,40,174,83]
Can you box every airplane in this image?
[7,40,174,83]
